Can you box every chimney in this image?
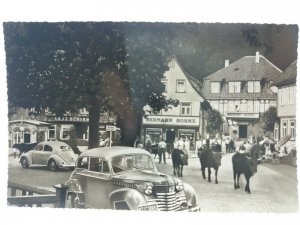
[225,60,229,67]
[255,51,260,63]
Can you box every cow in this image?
[198,147,222,184]
[232,152,257,194]
[171,148,188,177]
[12,142,38,157]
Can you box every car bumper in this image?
[59,163,75,168]
[185,205,201,212]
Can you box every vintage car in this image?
[19,141,77,171]
[64,146,200,211]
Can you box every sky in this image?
[0,1,299,225]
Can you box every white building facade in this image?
[201,52,282,139]
[141,58,205,151]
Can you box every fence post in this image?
[54,184,68,208]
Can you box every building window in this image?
[219,100,224,115]
[254,101,260,113]
[254,81,261,93]
[240,100,247,112]
[282,121,287,137]
[13,127,22,144]
[247,100,253,112]
[181,102,192,116]
[259,100,265,113]
[210,101,219,111]
[211,82,220,93]
[60,125,72,140]
[162,80,168,93]
[248,81,254,93]
[274,123,279,141]
[223,100,228,115]
[264,100,270,111]
[176,80,186,93]
[234,100,240,112]
[290,120,295,140]
[48,125,56,140]
[228,100,234,112]
[169,60,175,68]
[229,82,240,93]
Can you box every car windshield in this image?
[111,154,155,174]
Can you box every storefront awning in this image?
[276,134,292,148]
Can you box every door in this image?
[239,125,247,139]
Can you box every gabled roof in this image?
[171,56,205,100]
[204,54,282,81]
[272,60,297,87]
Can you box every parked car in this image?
[19,141,77,171]
[64,146,200,211]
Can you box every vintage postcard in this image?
[1,1,299,225]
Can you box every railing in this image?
[7,182,68,208]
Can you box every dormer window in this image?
[228,82,240,93]
[248,81,261,93]
[176,80,186,93]
[210,82,220,93]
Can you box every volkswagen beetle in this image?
[19,141,77,171]
[64,146,200,211]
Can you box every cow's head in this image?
[180,154,188,166]
[249,158,257,175]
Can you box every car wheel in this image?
[20,157,29,168]
[48,159,58,171]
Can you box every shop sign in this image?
[143,116,199,126]
[226,113,259,119]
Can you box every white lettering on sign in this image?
[143,116,199,126]
[226,113,259,119]
[106,125,117,131]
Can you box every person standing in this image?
[225,138,230,153]
[195,138,203,158]
[184,137,190,156]
[158,139,167,164]
[177,137,184,150]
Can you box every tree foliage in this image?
[262,106,279,133]
[206,109,223,136]
[4,22,178,148]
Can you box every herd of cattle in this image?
[12,141,258,194]
[171,144,258,194]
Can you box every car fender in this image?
[19,154,32,165]
[183,183,197,207]
[109,188,148,210]
[47,154,64,167]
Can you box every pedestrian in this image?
[195,138,203,158]
[184,137,190,156]
[177,137,184,150]
[158,139,167,164]
[225,138,230,153]
[239,141,246,153]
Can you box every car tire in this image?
[48,159,58,171]
[20,157,29,168]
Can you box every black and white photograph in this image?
[0,1,299,225]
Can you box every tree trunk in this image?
[88,103,101,149]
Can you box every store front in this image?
[142,115,200,151]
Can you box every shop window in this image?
[176,80,186,93]
[60,125,72,140]
[181,102,191,116]
[146,128,162,145]
[48,125,56,140]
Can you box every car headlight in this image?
[144,184,153,196]
[175,183,183,192]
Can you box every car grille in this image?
[147,192,187,211]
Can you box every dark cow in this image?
[171,148,188,177]
[12,142,38,157]
[232,152,257,194]
[198,147,222,184]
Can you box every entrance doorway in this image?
[239,125,247,138]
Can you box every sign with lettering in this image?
[106,125,117,131]
[143,116,199,126]
[226,113,259,119]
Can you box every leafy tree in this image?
[262,106,279,137]
[206,109,223,137]
[4,22,178,148]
